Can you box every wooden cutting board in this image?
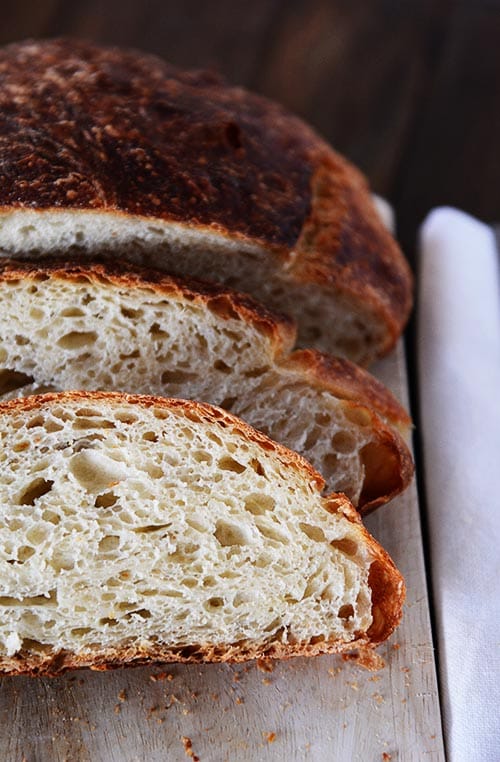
[0,343,445,762]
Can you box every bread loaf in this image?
[0,260,413,513]
[0,391,404,676]
[0,38,412,366]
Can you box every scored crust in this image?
[0,38,413,363]
[0,391,405,677]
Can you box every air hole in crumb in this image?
[338,604,354,619]
[299,523,326,542]
[149,322,169,340]
[331,537,359,556]
[69,451,127,492]
[18,478,54,505]
[17,545,36,562]
[25,415,45,429]
[244,494,275,515]
[315,412,331,425]
[57,331,97,349]
[121,306,144,320]
[95,491,118,508]
[255,521,287,544]
[205,597,224,611]
[60,307,85,317]
[217,456,246,474]
[193,450,212,465]
[214,520,251,546]
[134,524,171,534]
[42,509,60,525]
[331,431,357,454]
[125,608,152,620]
[71,627,92,637]
[98,535,120,552]
[249,458,266,476]
[214,359,232,374]
[142,431,158,442]
[161,369,196,384]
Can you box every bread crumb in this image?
[118,689,127,702]
[369,674,381,682]
[114,704,121,715]
[257,659,274,673]
[235,697,244,705]
[343,649,385,670]
[262,678,272,686]
[372,693,384,705]
[382,753,392,761]
[150,671,174,682]
[211,693,219,701]
[264,732,276,743]
[392,643,400,651]
[182,736,200,761]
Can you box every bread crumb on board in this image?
[182,736,200,761]
[342,650,385,671]
[118,689,127,702]
[382,753,392,761]
[257,659,274,673]
[150,671,174,682]
[264,732,276,743]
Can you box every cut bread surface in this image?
[0,392,404,676]
[0,261,413,512]
[0,38,413,365]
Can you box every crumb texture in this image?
[0,394,375,666]
[0,268,412,508]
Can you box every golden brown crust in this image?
[0,38,412,359]
[0,258,297,357]
[283,349,411,430]
[0,393,404,677]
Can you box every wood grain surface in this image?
[0,347,444,762]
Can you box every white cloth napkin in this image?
[418,207,500,762]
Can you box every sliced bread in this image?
[0,391,404,676]
[0,38,412,366]
[0,260,413,513]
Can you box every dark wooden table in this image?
[2,0,499,254]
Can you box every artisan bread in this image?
[0,260,413,513]
[0,392,404,676]
[0,38,412,366]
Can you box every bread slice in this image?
[0,260,413,513]
[0,38,412,366]
[0,391,404,676]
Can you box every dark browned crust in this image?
[291,153,413,359]
[0,394,404,676]
[283,349,411,430]
[0,258,297,357]
[0,38,412,359]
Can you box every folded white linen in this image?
[418,207,500,762]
